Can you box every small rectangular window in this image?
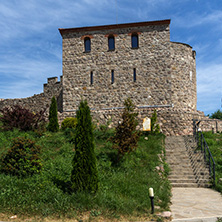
[132,34,138,48]
[84,37,91,52]
[108,36,115,50]
[133,68,136,82]
[90,71,93,85]
[111,70,114,84]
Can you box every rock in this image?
[155,166,160,171]
[161,211,171,218]
[10,215,17,219]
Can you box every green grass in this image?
[0,128,171,221]
[202,131,222,193]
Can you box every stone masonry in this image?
[0,19,221,135]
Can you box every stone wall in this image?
[0,76,62,113]
[60,20,197,116]
[170,42,196,111]
[61,21,173,112]
[0,20,204,136]
[59,106,209,136]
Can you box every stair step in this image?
[169,179,197,183]
[171,183,198,188]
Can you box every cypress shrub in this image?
[71,100,98,193]
[111,98,140,162]
[47,96,59,132]
[151,109,160,134]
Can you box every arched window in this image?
[84,37,91,52]
[131,33,138,48]
[108,35,115,50]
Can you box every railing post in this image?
[213,163,216,186]
[201,133,203,152]
[209,157,212,175]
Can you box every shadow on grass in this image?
[52,177,73,194]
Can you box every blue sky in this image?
[0,0,222,115]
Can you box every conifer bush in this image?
[71,100,98,192]
[47,96,59,132]
[0,105,46,131]
[111,98,139,161]
[151,109,160,134]
[0,137,42,177]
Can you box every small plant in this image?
[61,117,77,130]
[216,217,222,222]
[47,96,59,132]
[151,109,160,134]
[71,100,98,193]
[111,98,139,162]
[0,105,46,131]
[0,137,42,177]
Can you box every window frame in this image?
[84,37,91,52]
[131,33,139,49]
[108,35,115,51]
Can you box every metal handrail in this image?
[193,120,216,186]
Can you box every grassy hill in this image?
[202,131,222,193]
[0,128,171,221]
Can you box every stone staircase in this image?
[165,136,210,187]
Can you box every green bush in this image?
[0,137,42,177]
[71,100,98,193]
[61,117,77,130]
[47,96,59,132]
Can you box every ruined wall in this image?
[0,76,62,113]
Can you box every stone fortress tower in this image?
[2,19,213,135]
[59,19,196,113]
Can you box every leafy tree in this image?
[0,105,46,131]
[111,98,139,162]
[71,100,98,193]
[47,96,59,132]
[209,109,222,120]
[151,109,160,134]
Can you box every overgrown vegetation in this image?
[111,98,140,162]
[71,100,98,193]
[202,131,222,193]
[0,128,170,221]
[47,96,59,132]
[0,105,46,131]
